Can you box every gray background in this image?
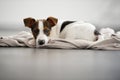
[0,0,120,30]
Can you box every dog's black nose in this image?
[38,40,45,45]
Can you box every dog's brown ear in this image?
[23,17,36,28]
[47,17,58,27]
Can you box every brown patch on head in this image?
[42,17,58,36]
[23,17,58,39]
[31,21,39,39]
[43,20,52,36]
[23,17,36,28]
[46,16,58,27]
[23,17,39,39]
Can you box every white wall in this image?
[0,0,120,29]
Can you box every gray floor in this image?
[0,30,120,80]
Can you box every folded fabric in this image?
[1,31,120,50]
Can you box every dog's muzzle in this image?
[38,40,45,45]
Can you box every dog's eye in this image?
[44,29,50,36]
[32,29,39,39]
[33,29,39,32]
[34,29,39,36]
[44,29,50,32]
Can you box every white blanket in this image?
[1,31,120,50]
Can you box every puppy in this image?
[23,16,99,47]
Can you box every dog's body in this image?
[23,17,99,47]
[49,21,97,42]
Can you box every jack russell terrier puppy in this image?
[23,16,100,47]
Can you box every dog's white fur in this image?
[36,21,49,47]
[36,20,97,47]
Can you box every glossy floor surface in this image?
[0,48,120,80]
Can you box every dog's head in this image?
[23,17,58,47]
